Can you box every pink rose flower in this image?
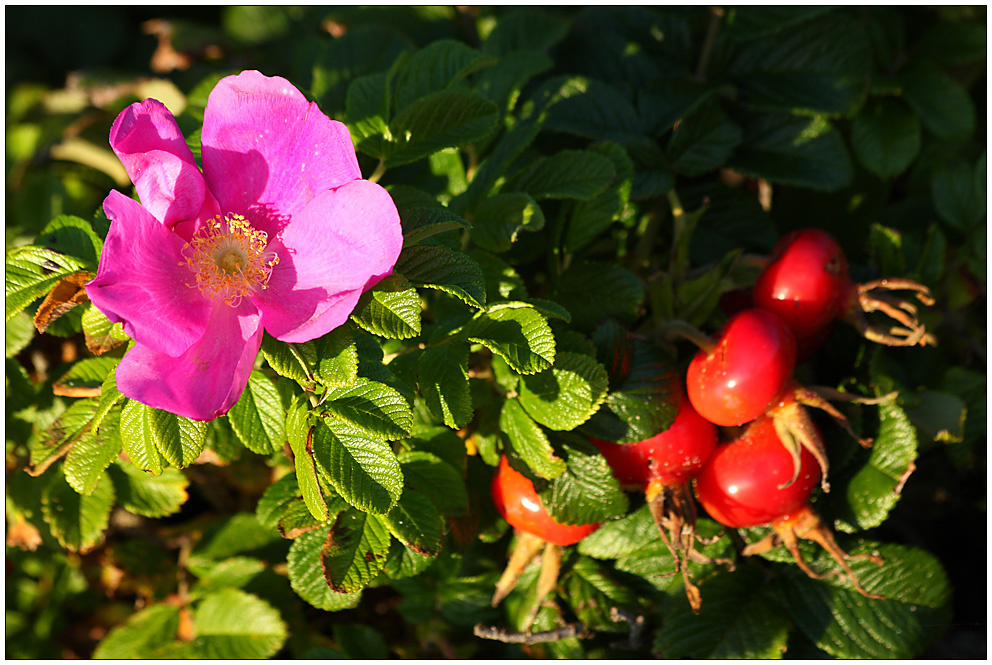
[87,71,402,421]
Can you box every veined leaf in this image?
[381,487,445,556]
[851,98,921,179]
[516,352,609,431]
[392,39,498,111]
[287,528,363,612]
[462,306,556,375]
[897,62,976,141]
[92,604,181,659]
[351,275,422,340]
[191,589,288,659]
[320,508,391,593]
[320,377,413,441]
[418,343,473,429]
[107,459,189,519]
[506,149,616,201]
[29,398,98,475]
[53,356,118,397]
[120,400,168,475]
[400,206,471,247]
[386,89,499,167]
[5,245,87,320]
[256,472,303,529]
[550,261,644,331]
[64,408,123,496]
[41,468,114,553]
[538,435,628,525]
[398,450,469,517]
[500,398,565,480]
[396,244,487,310]
[469,192,545,254]
[311,420,404,515]
[147,408,207,469]
[287,395,328,522]
[228,370,287,456]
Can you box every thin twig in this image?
[473,622,591,644]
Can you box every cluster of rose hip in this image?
[489,229,934,617]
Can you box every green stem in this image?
[694,7,725,83]
[368,159,387,184]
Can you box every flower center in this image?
[182,214,279,306]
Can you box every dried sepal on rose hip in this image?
[753,228,936,349]
[489,456,598,632]
[591,390,731,613]
[693,416,884,599]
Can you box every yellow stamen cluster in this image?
[181,214,279,306]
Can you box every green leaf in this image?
[320,377,413,441]
[351,275,423,340]
[381,487,445,556]
[932,158,986,232]
[655,566,790,658]
[578,503,658,560]
[278,497,334,539]
[728,13,871,115]
[583,334,679,444]
[37,215,103,269]
[667,102,742,176]
[93,370,125,434]
[320,509,392,593]
[147,408,207,469]
[904,390,967,445]
[332,623,391,660]
[538,436,628,524]
[550,261,644,331]
[54,356,118,394]
[392,39,498,111]
[897,62,976,140]
[107,460,189,518]
[188,557,267,598]
[500,398,565,480]
[563,557,642,633]
[469,192,545,254]
[287,528,363,612]
[311,25,411,115]
[311,420,404,514]
[417,343,472,429]
[462,306,556,375]
[347,71,393,159]
[851,98,921,179]
[64,408,123,495]
[400,206,471,247]
[475,50,553,115]
[725,6,835,41]
[778,542,950,658]
[386,89,500,166]
[41,468,114,552]
[544,79,645,145]
[120,400,168,475]
[261,329,359,391]
[564,142,634,255]
[453,117,542,216]
[30,398,97,474]
[506,149,616,201]
[516,352,609,431]
[256,472,303,529]
[92,604,180,659]
[638,78,723,137]
[835,400,917,532]
[227,371,287,456]
[5,245,86,320]
[287,395,328,522]
[730,112,852,191]
[6,312,34,358]
[396,244,486,310]
[191,589,287,659]
[481,8,570,55]
[191,513,284,562]
[398,450,469,517]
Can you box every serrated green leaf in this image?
[191,589,287,659]
[54,356,118,394]
[321,508,391,593]
[463,306,556,375]
[351,275,422,340]
[564,142,634,255]
[188,557,267,598]
[120,400,167,475]
[227,370,287,456]
[475,50,553,115]
[148,408,207,469]
[667,102,742,177]
[778,542,950,658]
[320,377,413,441]
[256,472,303,529]
[897,62,976,141]
[287,396,328,521]
[507,149,616,201]
[81,305,128,356]
[551,261,644,331]
[396,244,486,309]
[311,420,404,514]
[29,398,97,474]
[836,400,917,532]
[107,459,189,518]
[386,89,499,167]
[538,436,627,524]
[500,398,565,480]
[730,112,852,192]
[543,79,645,145]
[347,71,393,159]
[728,13,870,115]
[470,192,545,254]
[516,352,608,431]
[287,528,363,612]
[392,39,498,111]
[381,487,444,556]
[400,206,471,247]
[418,343,472,429]
[932,159,986,232]
[37,214,103,269]
[41,467,114,552]
[578,503,658,559]
[5,245,87,320]
[398,450,469,517]
[655,566,790,658]
[851,98,921,179]
[92,604,181,659]
[278,496,336,539]
[452,117,542,217]
[93,370,124,434]
[261,329,359,391]
[64,408,123,496]
[191,513,283,562]
[563,557,642,633]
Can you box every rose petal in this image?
[110,99,206,227]
[86,190,213,357]
[254,179,402,343]
[200,70,361,233]
[115,301,263,421]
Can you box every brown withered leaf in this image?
[34,271,92,333]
